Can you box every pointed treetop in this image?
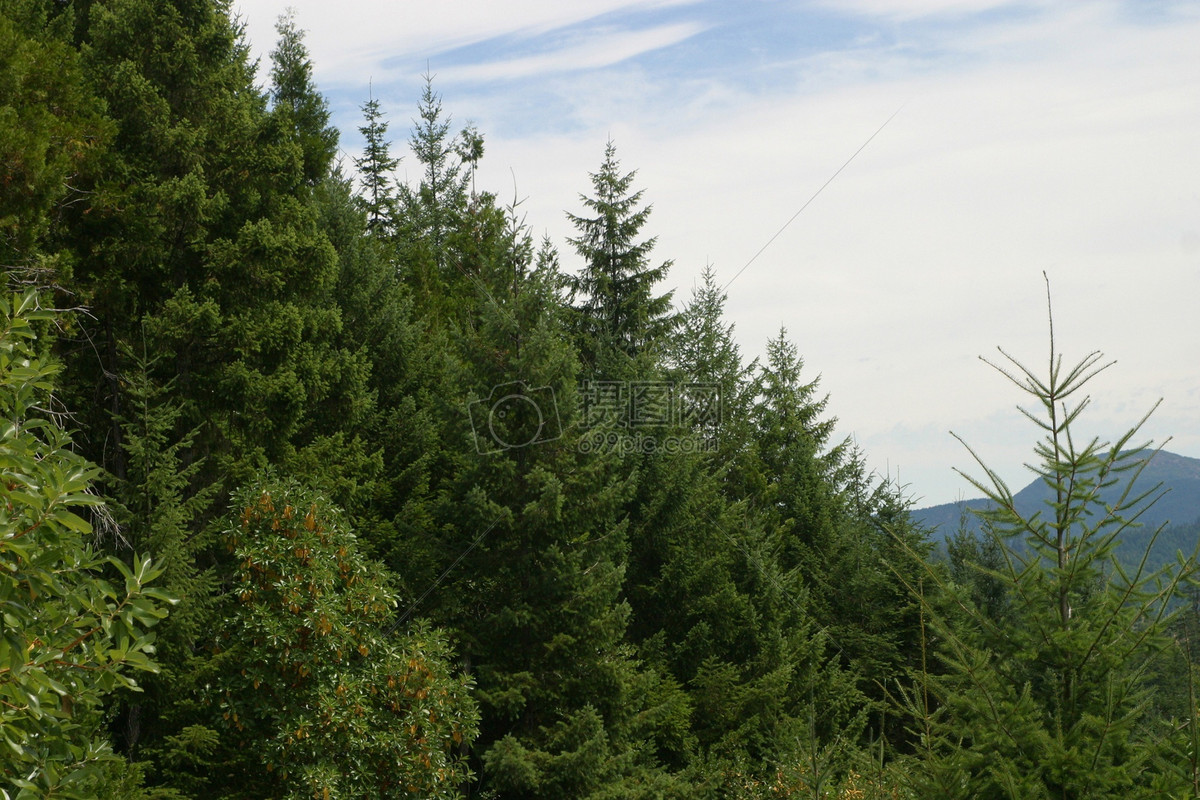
[567,140,676,374]
[355,85,400,234]
[269,10,338,185]
[672,264,743,386]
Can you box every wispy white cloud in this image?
[232,0,699,87]
[804,0,1048,23]
[470,2,1200,503]
[437,22,709,83]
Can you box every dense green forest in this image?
[2,2,1198,797]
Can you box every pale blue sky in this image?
[233,0,1200,508]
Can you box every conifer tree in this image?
[945,509,1012,625]
[730,330,927,748]
[567,141,676,377]
[622,441,866,783]
[901,290,1197,798]
[105,347,216,762]
[402,76,470,268]
[668,264,755,457]
[387,181,692,796]
[38,3,379,790]
[670,265,742,387]
[269,11,338,186]
[56,0,376,499]
[0,3,107,283]
[742,330,843,584]
[395,76,482,323]
[355,90,400,235]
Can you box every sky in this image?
[231,0,1200,508]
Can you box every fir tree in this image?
[388,186,692,797]
[733,330,928,750]
[567,141,676,377]
[742,330,843,587]
[402,75,470,271]
[945,507,1012,625]
[269,10,338,186]
[0,3,107,284]
[355,88,399,235]
[668,264,755,457]
[43,2,378,791]
[56,0,375,496]
[106,345,216,762]
[670,265,742,387]
[901,287,1198,798]
[395,76,483,323]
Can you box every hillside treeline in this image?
[2,2,1197,797]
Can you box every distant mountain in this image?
[912,450,1200,542]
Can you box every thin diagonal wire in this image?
[721,105,904,294]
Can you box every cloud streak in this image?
[436,22,709,83]
[232,0,700,87]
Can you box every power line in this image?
[721,104,904,293]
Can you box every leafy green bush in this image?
[1,288,170,798]
[210,477,478,799]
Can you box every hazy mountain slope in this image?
[912,450,1200,540]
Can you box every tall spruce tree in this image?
[395,76,482,324]
[40,3,377,791]
[741,330,844,589]
[386,165,692,795]
[567,141,676,377]
[355,89,400,235]
[668,264,755,458]
[727,330,928,751]
[621,437,869,788]
[268,11,338,186]
[669,265,742,386]
[59,0,372,490]
[404,76,469,263]
[0,2,107,284]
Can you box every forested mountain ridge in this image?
[3,2,1198,798]
[914,449,1200,584]
[913,449,1200,537]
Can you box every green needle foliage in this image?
[0,3,107,280]
[9,3,1197,793]
[355,93,400,236]
[269,11,339,187]
[899,284,1199,799]
[567,141,677,378]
